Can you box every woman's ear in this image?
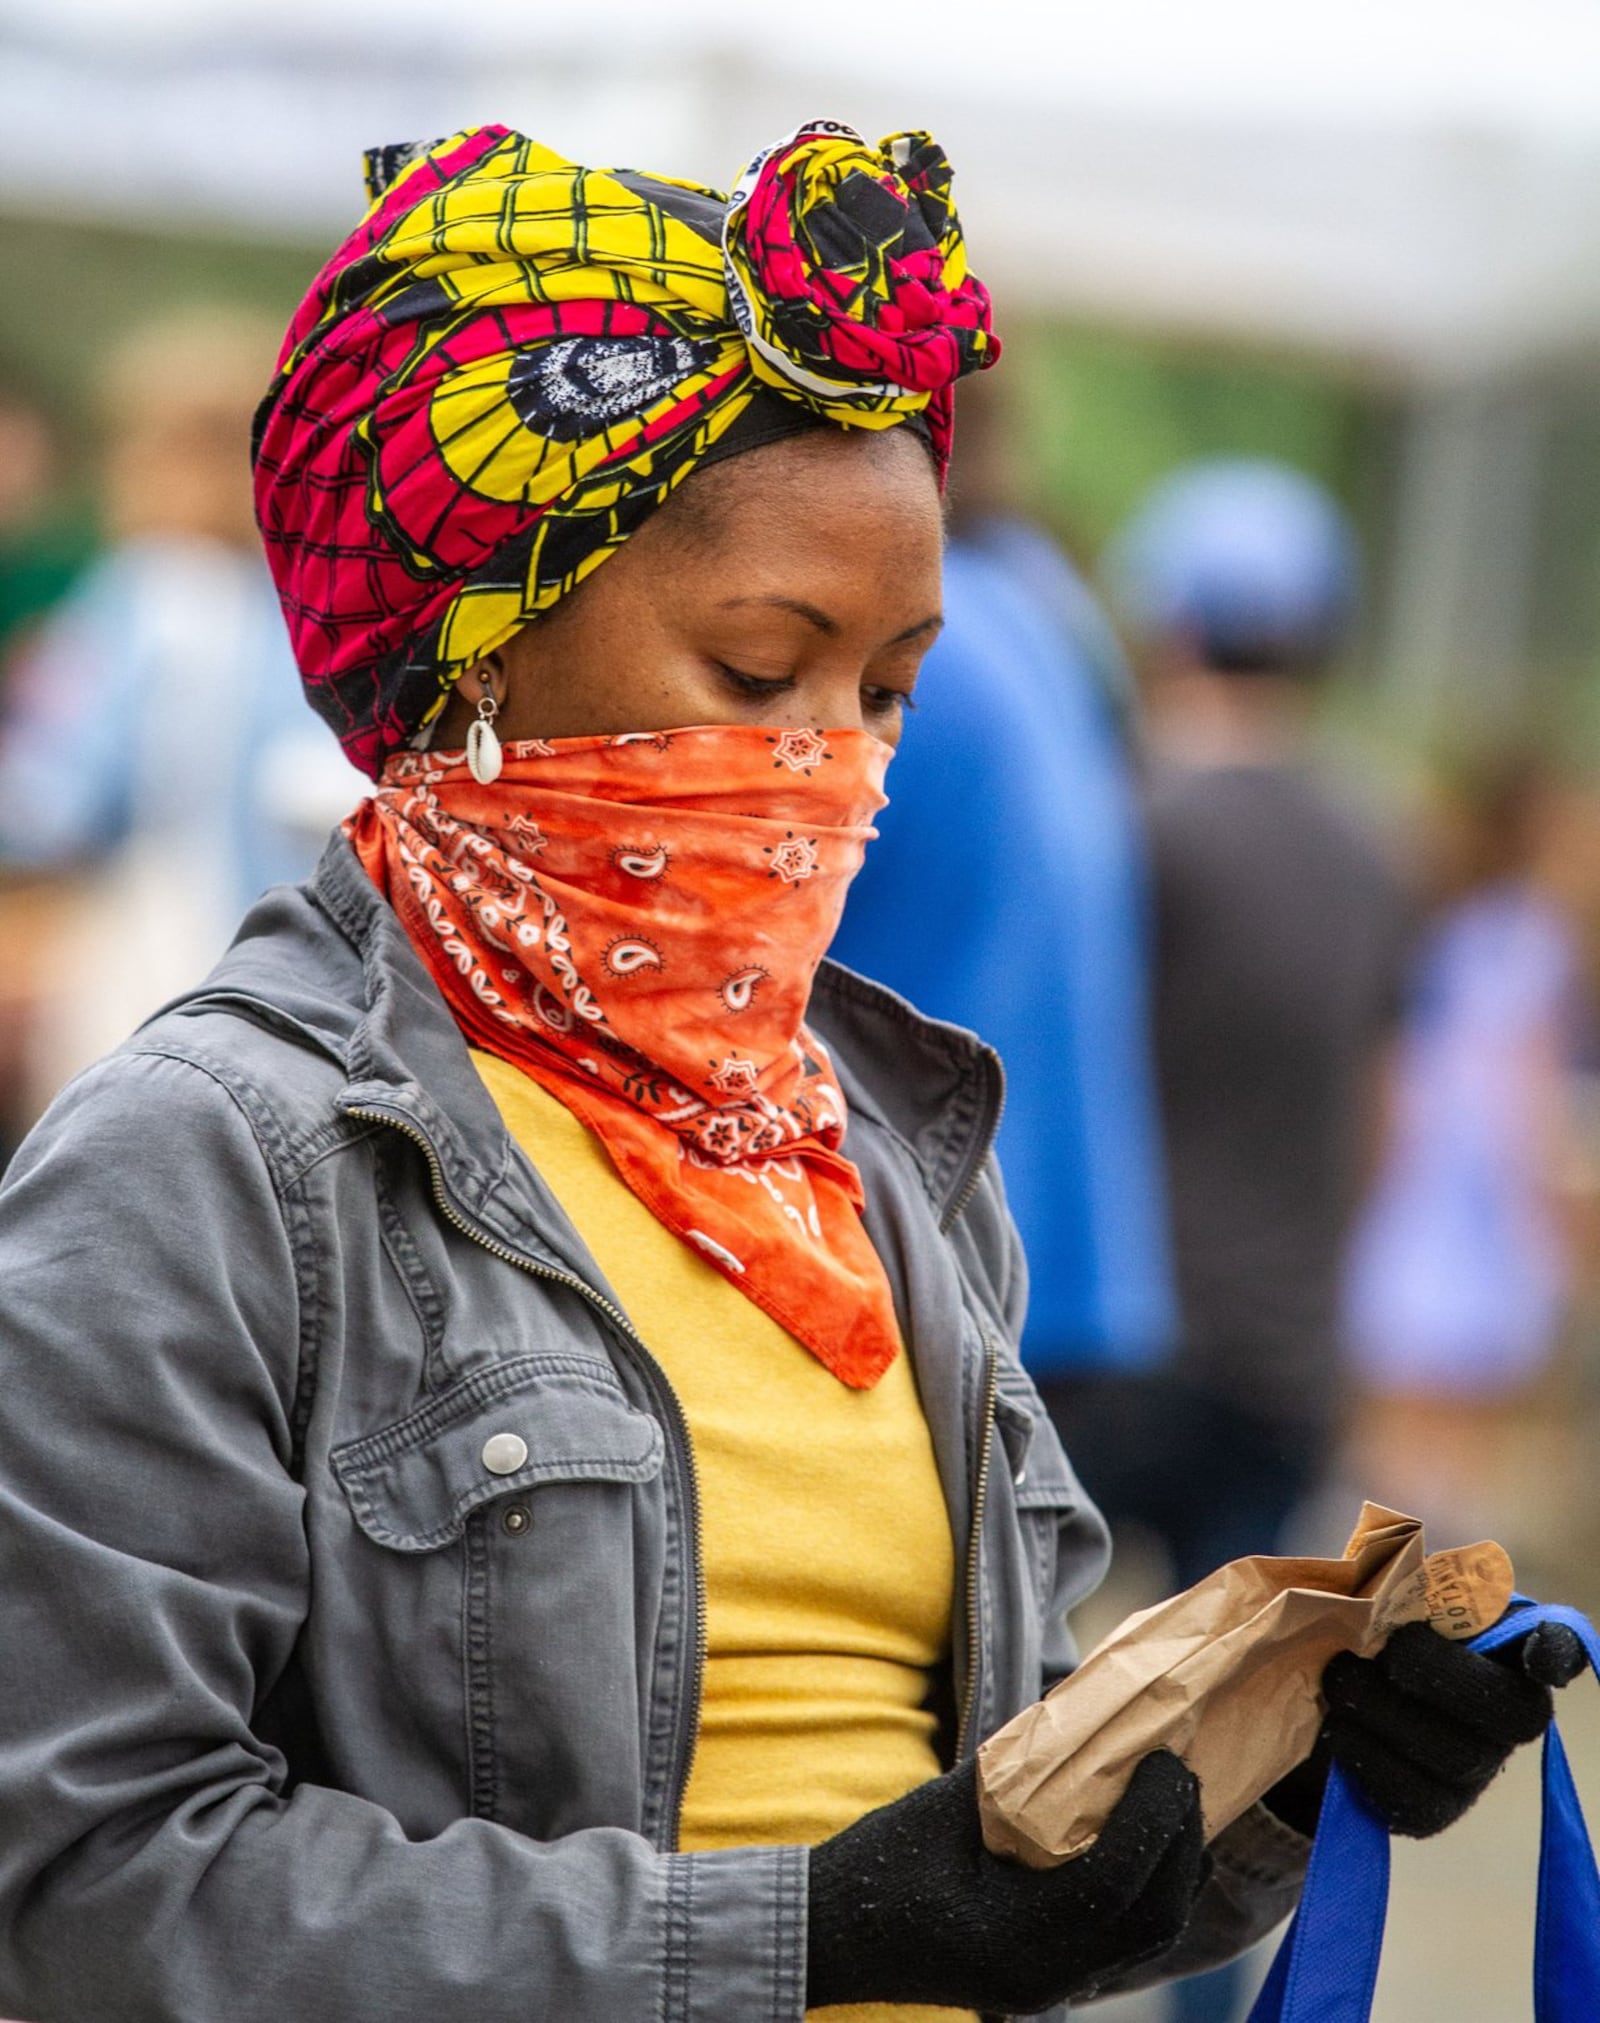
[466,650,510,710]
[434,646,513,751]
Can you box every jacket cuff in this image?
[1213,1799,1314,1890]
[664,1844,808,2023]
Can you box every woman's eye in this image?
[863,686,916,718]
[714,663,796,700]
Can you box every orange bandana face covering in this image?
[347,725,903,1387]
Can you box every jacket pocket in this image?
[331,1352,665,1553]
[329,1352,670,1836]
[994,1365,1081,1512]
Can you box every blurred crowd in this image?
[4,309,1600,2023]
[842,375,1600,1612]
[836,393,1600,2023]
[0,310,363,1156]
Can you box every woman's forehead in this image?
[667,426,942,552]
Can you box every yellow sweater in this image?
[473,1054,974,2023]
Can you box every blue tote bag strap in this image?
[1473,1604,1600,2022]
[1245,1766,1389,2023]
[1247,1600,1600,2023]
[1535,1724,1600,2019]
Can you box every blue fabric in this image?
[1249,1600,1600,2023]
[1475,1605,1600,2022]
[1343,887,1579,1397]
[830,531,1175,1373]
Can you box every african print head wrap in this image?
[254,120,998,777]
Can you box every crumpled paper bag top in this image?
[978,1503,1514,1867]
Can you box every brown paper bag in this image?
[978,1503,1514,1867]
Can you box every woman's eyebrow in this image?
[718,596,944,647]
[719,595,840,634]
[889,613,944,646]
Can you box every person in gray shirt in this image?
[1061,459,1407,1580]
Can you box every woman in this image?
[0,123,1570,2023]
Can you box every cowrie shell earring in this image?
[466,685,504,786]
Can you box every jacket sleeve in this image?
[0,1049,805,2023]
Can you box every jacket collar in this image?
[175,834,1003,1237]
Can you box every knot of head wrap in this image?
[723,122,993,443]
[253,121,997,777]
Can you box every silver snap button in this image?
[502,1504,531,1536]
[481,1431,529,1476]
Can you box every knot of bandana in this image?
[723,122,995,441]
[253,121,996,778]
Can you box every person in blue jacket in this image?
[831,395,1176,1382]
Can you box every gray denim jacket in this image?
[0,837,1304,2023]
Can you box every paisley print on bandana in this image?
[346,725,903,1388]
[254,121,996,778]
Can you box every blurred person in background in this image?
[0,371,94,1164]
[0,370,92,665]
[1062,459,1409,2023]
[831,375,1177,1386]
[0,306,362,1123]
[1343,753,1597,1552]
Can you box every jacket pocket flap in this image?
[994,1368,1081,1511]
[331,1354,665,1552]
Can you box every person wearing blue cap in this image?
[1052,458,1411,2023]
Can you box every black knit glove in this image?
[1266,1617,1587,1840]
[806,1750,1208,2015]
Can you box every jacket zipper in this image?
[964,1333,1006,2023]
[955,1332,999,1763]
[937,1048,1003,1763]
[347,1102,709,1847]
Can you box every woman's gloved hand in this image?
[806,1749,1208,2015]
[1266,1615,1588,1840]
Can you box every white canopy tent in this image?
[4,0,1600,377]
[3,0,1599,701]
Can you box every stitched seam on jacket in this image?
[374,1158,451,1392]
[334,1356,633,1465]
[463,1509,498,1821]
[341,1453,663,1552]
[117,1046,308,1461]
[278,1168,323,1478]
[127,1030,377,1185]
[663,1853,692,2023]
[330,1356,663,1548]
[773,1844,807,2023]
[928,1055,985,1210]
[640,1433,688,1850]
